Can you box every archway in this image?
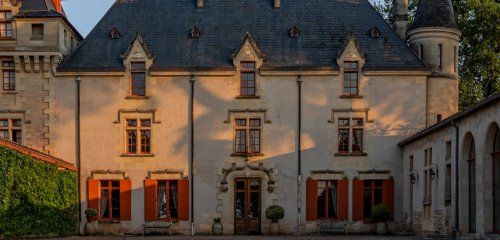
[462,132,476,233]
[485,123,500,233]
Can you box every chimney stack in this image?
[53,0,62,13]
[197,0,203,8]
[274,0,281,8]
[392,0,408,39]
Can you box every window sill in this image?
[231,152,264,157]
[235,95,260,99]
[340,94,363,99]
[120,153,155,158]
[99,219,120,224]
[0,90,19,94]
[0,37,15,40]
[30,36,44,41]
[335,152,367,157]
[125,95,149,100]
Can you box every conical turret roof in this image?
[410,0,458,31]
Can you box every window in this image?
[445,141,452,204]
[438,44,442,69]
[64,29,68,46]
[126,119,151,154]
[0,11,13,38]
[31,24,44,39]
[157,180,179,220]
[454,46,458,73]
[100,180,120,220]
[0,119,22,143]
[240,62,256,96]
[424,148,432,219]
[317,180,338,219]
[419,44,424,60]
[338,118,349,153]
[363,180,383,219]
[2,61,15,91]
[337,117,364,154]
[130,62,146,96]
[234,118,261,155]
[343,61,359,95]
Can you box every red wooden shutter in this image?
[337,179,349,220]
[87,179,100,220]
[144,179,158,221]
[120,179,132,220]
[382,178,395,220]
[352,179,364,221]
[177,179,190,221]
[306,179,318,221]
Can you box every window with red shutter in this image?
[87,179,100,221]
[306,179,318,221]
[144,179,158,221]
[352,179,364,221]
[120,179,132,220]
[337,179,349,220]
[382,179,394,220]
[177,179,190,221]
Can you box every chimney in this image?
[392,0,408,39]
[53,0,62,13]
[197,0,203,8]
[274,0,281,8]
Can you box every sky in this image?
[63,0,381,37]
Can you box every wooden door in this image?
[234,178,261,235]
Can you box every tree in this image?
[372,0,500,110]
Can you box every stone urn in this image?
[84,208,98,236]
[269,221,280,235]
[211,218,223,235]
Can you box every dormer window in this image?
[130,62,146,96]
[31,24,44,40]
[343,61,359,96]
[289,26,300,38]
[369,27,381,38]
[110,27,121,39]
[190,26,201,38]
[240,62,256,96]
[0,11,13,38]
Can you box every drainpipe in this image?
[297,75,303,236]
[189,76,196,236]
[75,76,82,225]
[452,121,460,235]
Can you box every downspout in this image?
[75,76,82,224]
[297,75,303,236]
[452,121,460,234]
[189,76,196,235]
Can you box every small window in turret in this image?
[31,24,44,40]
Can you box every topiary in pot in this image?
[84,208,98,236]
[211,217,223,235]
[371,204,390,235]
[85,208,98,222]
[265,205,284,235]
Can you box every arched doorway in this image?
[463,133,476,233]
[492,125,500,233]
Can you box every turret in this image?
[407,0,461,126]
[392,0,408,39]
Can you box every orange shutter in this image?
[120,180,132,220]
[87,179,100,220]
[177,179,190,221]
[144,179,158,221]
[382,178,395,220]
[337,179,349,220]
[306,179,318,221]
[352,179,364,221]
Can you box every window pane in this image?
[235,192,245,218]
[12,119,21,127]
[0,119,8,127]
[131,62,145,70]
[127,119,137,127]
[100,189,110,218]
[352,129,363,152]
[141,130,151,153]
[353,118,363,127]
[0,130,8,139]
[363,187,372,219]
[250,119,261,127]
[127,130,137,153]
[141,119,151,127]
[235,130,246,153]
[250,129,260,153]
[112,180,120,188]
[158,181,167,219]
[169,181,178,219]
[338,118,349,127]
[12,130,21,144]
[328,181,338,218]
[111,189,120,219]
[235,119,246,127]
[338,129,349,152]
[317,181,326,219]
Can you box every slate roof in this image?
[410,0,458,31]
[19,0,64,15]
[59,0,426,72]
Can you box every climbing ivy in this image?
[0,146,78,238]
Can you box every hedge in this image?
[0,146,78,238]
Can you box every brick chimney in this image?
[197,0,203,8]
[53,0,62,13]
[392,0,408,39]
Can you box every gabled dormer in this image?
[337,35,365,98]
[121,33,154,99]
[232,33,265,98]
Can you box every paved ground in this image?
[49,236,420,240]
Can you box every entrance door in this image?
[494,152,500,233]
[234,178,261,235]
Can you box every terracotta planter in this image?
[212,222,223,235]
[269,221,280,235]
[84,221,98,236]
[376,222,388,235]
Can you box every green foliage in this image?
[372,0,500,109]
[212,217,221,223]
[371,204,390,222]
[265,205,284,222]
[85,208,97,222]
[0,146,78,237]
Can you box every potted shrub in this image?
[84,208,98,235]
[211,217,223,235]
[371,204,390,235]
[265,205,284,235]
